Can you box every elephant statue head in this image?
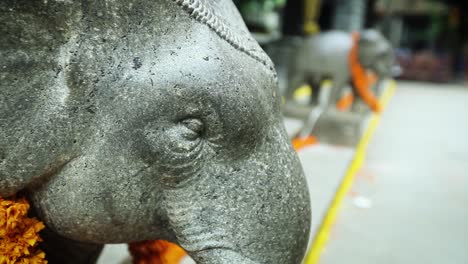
[0,0,311,263]
[358,29,397,78]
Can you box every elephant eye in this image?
[180,118,204,140]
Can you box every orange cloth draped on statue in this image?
[292,135,318,151]
[129,240,187,264]
[336,92,354,112]
[344,32,381,113]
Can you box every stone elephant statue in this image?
[268,30,395,136]
[0,0,311,263]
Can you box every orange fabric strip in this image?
[129,240,187,264]
[292,136,318,151]
[349,32,381,113]
[336,92,354,111]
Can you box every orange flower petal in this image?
[0,196,47,263]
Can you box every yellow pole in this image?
[304,0,321,35]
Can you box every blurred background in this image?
[235,0,468,83]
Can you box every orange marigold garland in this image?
[348,32,381,113]
[0,196,47,264]
[129,240,187,264]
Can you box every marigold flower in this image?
[0,196,47,264]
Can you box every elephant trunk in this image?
[190,248,258,264]
[163,123,311,264]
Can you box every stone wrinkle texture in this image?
[0,0,311,263]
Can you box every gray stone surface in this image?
[0,1,310,263]
[96,142,356,264]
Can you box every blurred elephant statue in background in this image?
[0,0,311,263]
[267,30,396,135]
